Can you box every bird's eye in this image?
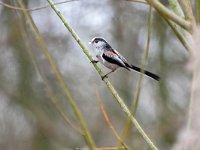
[94,40,98,43]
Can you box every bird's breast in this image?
[96,54,119,71]
[96,54,104,63]
[103,61,119,70]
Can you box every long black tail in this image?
[127,64,160,81]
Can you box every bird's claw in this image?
[101,75,108,80]
[91,60,99,64]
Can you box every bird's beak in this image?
[89,41,92,45]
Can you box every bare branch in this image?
[0,0,79,12]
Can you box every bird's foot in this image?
[101,75,108,80]
[91,60,99,64]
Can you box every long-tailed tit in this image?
[89,37,160,81]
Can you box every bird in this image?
[89,37,160,81]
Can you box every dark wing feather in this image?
[102,50,126,67]
[112,49,127,63]
[111,49,132,68]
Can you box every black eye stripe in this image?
[93,38,106,43]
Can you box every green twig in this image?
[47,0,158,149]
[126,0,147,4]
[167,0,189,50]
[168,0,184,17]
[179,0,196,27]
[26,38,82,134]
[145,0,191,30]
[16,12,82,134]
[127,0,189,51]
[18,0,95,149]
[0,0,79,12]
[96,91,129,150]
[133,5,153,114]
[118,6,153,148]
[196,0,200,23]
[162,16,189,50]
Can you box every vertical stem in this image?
[185,70,196,150]
[118,6,153,148]
[195,0,200,23]
[132,5,153,116]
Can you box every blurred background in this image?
[0,0,192,149]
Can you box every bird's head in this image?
[89,37,111,50]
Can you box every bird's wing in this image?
[102,49,127,68]
[111,49,132,68]
[112,49,128,64]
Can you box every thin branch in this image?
[168,0,184,17]
[17,0,95,149]
[186,70,196,135]
[162,15,189,50]
[15,9,82,134]
[20,26,82,134]
[96,91,129,150]
[125,0,147,4]
[145,0,191,30]
[126,0,189,51]
[0,0,79,12]
[179,0,196,27]
[133,5,153,114]
[47,0,158,149]
[195,0,200,23]
[118,6,153,148]
[167,0,189,50]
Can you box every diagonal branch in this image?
[96,91,129,150]
[17,13,82,134]
[47,0,158,149]
[17,0,95,149]
[0,0,79,12]
[179,0,196,28]
[145,0,191,30]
